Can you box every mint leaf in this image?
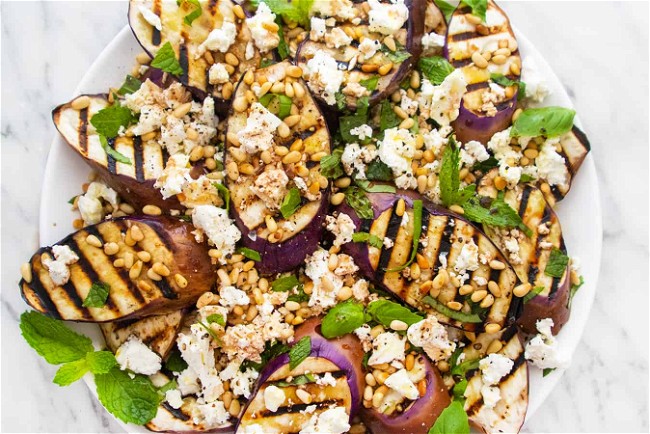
[289,336,311,370]
[272,275,300,292]
[435,0,456,22]
[151,42,184,76]
[164,349,188,373]
[451,358,480,376]
[380,44,411,63]
[360,76,379,91]
[523,286,545,303]
[352,232,384,249]
[321,301,366,338]
[99,135,132,165]
[280,187,301,219]
[82,281,110,308]
[320,148,344,179]
[462,193,533,237]
[490,73,526,101]
[53,359,89,386]
[213,182,230,212]
[429,400,470,434]
[355,180,396,193]
[345,187,374,220]
[440,138,463,206]
[545,248,569,278]
[117,75,143,95]
[366,159,393,181]
[20,311,94,364]
[510,107,576,138]
[95,367,161,425]
[471,156,498,173]
[276,19,290,59]
[422,296,483,323]
[367,299,424,327]
[237,247,262,262]
[90,105,137,138]
[158,379,178,394]
[418,56,455,85]
[379,99,401,132]
[86,351,117,374]
[543,367,555,377]
[569,276,584,307]
[258,93,292,119]
[462,0,487,23]
[261,0,313,27]
[206,313,226,327]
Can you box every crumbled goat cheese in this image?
[245,41,255,60]
[154,154,192,199]
[349,124,373,141]
[326,213,355,247]
[525,318,566,370]
[177,324,224,402]
[407,315,456,361]
[219,286,251,308]
[368,0,409,35]
[358,38,380,61]
[305,250,357,312]
[310,17,327,41]
[502,231,522,265]
[454,239,479,283]
[383,237,394,248]
[378,128,417,190]
[123,79,161,113]
[400,90,419,115]
[42,245,79,286]
[368,332,406,366]
[180,176,223,209]
[305,51,345,105]
[139,6,162,31]
[316,372,338,387]
[384,369,419,400]
[222,323,266,363]
[197,21,237,57]
[418,70,467,126]
[192,205,241,262]
[246,2,280,53]
[536,138,568,186]
[132,104,165,136]
[165,390,184,409]
[77,182,119,225]
[251,168,289,211]
[219,360,259,399]
[116,336,162,376]
[311,0,356,20]
[342,82,370,98]
[481,385,501,409]
[351,279,370,302]
[421,32,445,50]
[479,353,514,386]
[422,127,451,157]
[299,406,350,434]
[341,143,377,179]
[208,63,230,85]
[460,141,490,166]
[354,325,373,352]
[499,163,522,188]
[237,103,282,154]
[192,401,230,428]
[325,27,353,49]
[160,115,187,155]
[521,57,551,103]
[264,385,286,412]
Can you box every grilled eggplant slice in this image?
[225,61,331,274]
[295,0,426,110]
[360,355,450,434]
[237,318,365,433]
[460,327,528,434]
[100,309,185,357]
[52,94,182,212]
[476,180,571,334]
[20,216,216,322]
[128,0,269,110]
[445,1,520,144]
[336,190,523,332]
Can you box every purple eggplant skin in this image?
[517,265,571,336]
[453,96,517,145]
[361,356,450,434]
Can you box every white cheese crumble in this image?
[368,332,406,366]
[340,143,377,179]
[325,213,355,247]
[525,318,566,370]
[349,124,373,141]
[407,315,456,362]
[305,249,358,313]
[177,324,224,402]
[192,205,241,262]
[219,286,251,308]
[418,70,468,126]
[132,104,165,136]
[378,128,417,190]
[421,32,445,50]
[536,138,569,186]
[251,168,289,211]
[521,57,551,103]
[139,6,162,31]
[384,368,419,400]
[154,154,192,199]
[115,336,162,376]
[310,17,327,41]
[299,405,350,434]
[325,28,353,49]
[479,353,514,386]
[453,239,479,284]
[354,324,373,352]
[165,389,184,409]
[77,181,119,225]
[358,38,380,61]
[208,63,230,85]
[400,90,419,116]
[316,372,338,387]
[192,401,230,428]
[368,0,409,35]
[264,385,286,412]
[480,385,501,409]
[197,21,238,57]
[304,51,345,105]
[42,245,79,286]
[218,361,259,399]
[237,102,282,154]
[460,141,490,167]
[311,0,356,21]
[246,2,280,53]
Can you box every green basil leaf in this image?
[117,75,143,95]
[428,400,470,434]
[422,296,483,323]
[164,349,188,372]
[462,193,533,237]
[99,135,132,165]
[435,0,456,22]
[91,105,137,139]
[451,358,480,376]
[355,179,396,193]
[206,313,226,326]
[461,0,487,22]
[367,299,424,327]
[340,114,369,143]
[237,247,262,262]
[280,187,301,219]
[366,159,394,181]
[86,351,118,375]
[287,284,309,303]
[321,301,366,338]
[82,281,111,308]
[522,286,545,303]
[452,378,468,400]
[150,42,184,76]
[510,107,576,138]
[320,148,345,179]
[360,76,379,91]
[53,359,89,386]
[490,73,526,101]
[345,186,374,220]
[418,56,455,85]
[95,367,161,425]
[272,275,300,292]
[352,232,384,249]
[545,248,570,278]
[379,100,401,131]
[289,336,311,370]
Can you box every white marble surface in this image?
[1,1,647,433]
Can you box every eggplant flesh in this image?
[225,61,331,274]
[461,327,529,434]
[543,126,591,206]
[20,216,216,322]
[337,191,523,332]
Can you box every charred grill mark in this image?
[84,225,105,244]
[59,280,90,319]
[518,186,532,217]
[179,43,190,84]
[451,58,473,68]
[133,136,145,182]
[259,399,342,418]
[376,203,400,282]
[500,325,518,343]
[549,276,561,298]
[154,278,178,299]
[466,82,490,93]
[68,238,117,314]
[152,0,162,46]
[25,252,62,319]
[208,0,218,15]
[527,264,539,287]
[78,108,88,152]
[107,137,117,173]
[450,31,482,42]
[360,218,372,234]
[557,146,575,177]
[571,125,591,152]
[161,402,190,421]
[550,185,565,201]
[489,267,501,286]
[433,217,455,274]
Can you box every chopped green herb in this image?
[452,378,468,400]
[274,373,316,387]
[335,92,348,111]
[68,195,78,205]
[462,0,487,22]
[86,351,118,375]
[379,99,401,131]
[158,379,178,395]
[362,352,370,368]
[91,105,137,138]
[428,400,470,434]
[418,56,455,85]
[523,286,545,303]
[352,232,384,249]
[367,299,424,328]
[289,336,311,370]
[177,0,202,25]
[53,358,89,386]
[196,321,220,342]
[260,58,276,68]
[261,0,313,28]
[320,148,345,179]
[95,367,161,425]
[345,186,374,220]
[543,368,555,377]
[569,275,584,307]
[213,182,230,212]
[237,247,262,262]
[117,75,142,95]
[385,200,423,272]
[490,73,527,101]
[440,138,475,206]
[287,284,310,303]
[321,301,366,338]
[258,93,292,119]
[366,159,394,181]
[164,349,188,372]
[520,173,535,183]
[355,179,396,193]
[545,248,570,278]
[422,296,483,323]
[510,107,576,138]
[471,156,499,173]
[99,135,132,165]
[276,20,290,59]
[206,314,226,327]
[150,42,184,76]
[272,275,300,292]
[380,43,411,63]
[451,358,480,376]
[435,0,456,22]
[82,282,111,308]
[462,193,533,237]
[359,76,379,91]
[280,187,301,219]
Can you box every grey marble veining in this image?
[1,1,647,433]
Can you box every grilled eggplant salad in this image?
[19,0,590,433]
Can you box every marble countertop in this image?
[1,1,647,432]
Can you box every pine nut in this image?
[174,273,188,288]
[103,242,119,256]
[393,106,408,120]
[480,293,495,308]
[417,379,427,397]
[147,267,162,281]
[361,64,379,73]
[390,320,408,331]
[233,4,246,19]
[449,204,464,215]
[405,354,415,371]
[510,62,521,76]
[399,118,415,130]
[129,225,144,242]
[372,391,384,408]
[365,373,377,387]
[485,323,502,334]
[494,48,511,57]
[447,301,463,311]
[471,289,488,303]
[488,281,502,297]
[486,339,503,354]
[492,54,507,65]
[395,199,406,216]
[513,283,532,298]
[20,263,32,283]
[311,151,327,162]
[286,65,303,78]
[228,399,240,417]
[122,252,133,269]
[466,13,482,25]
[137,251,151,263]
[378,62,393,76]
[459,284,475,296]
[284,114,301,128]
[296,389,312,403]
[433,269,449,289]
[86,234,103,248]
[383,36,397,51]
[152,262,170,277]
[364,385,374,401]
[292,81,306,98]
[129,260,143,279]
[493,176,507,190]
[136,51,152,64]
[331,192,346,206]
[172,102,192,118]
[143,205,162,216]
[438,360,450,372]
[233,97,248,112]
[225,52,239,66]
[512,108,523,121]
[71,96,91,110]
[265,215,278,233]
[370,325,385,339]
[282,151,302,165]
[471,51,489,68]
[217,269,231,286]
[489,260,505,270]
[277,122,291,138]
[226,162,239,181]
[113,258,125,268]
[337,286,353,301]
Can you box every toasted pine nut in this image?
[513,283,533,297]
[103,242,119,256]
[488,281,502,297]
[172,102,192,118]
[459,284,475,296]
[491,54,507,65]
[233,4,246,19]
[390,320,408,331]
[71,96,91,110]
[225,52,239,66]
[20,263,32,283]
[129,261,143,279]
[143,205,162,216]
[485,323,502,334]
[395,199,406,217]
[233,97,248,112]
[471,51,489,68]
[152,262,171,277]
[486,339,503,354]
[480,293,495,308]
[489,260,505,270]
[282,151,302,165]
[471,289,488,303]
[86,234,103,248]
[337,286,353,301]
[449,204,464,215]
[277,122,291,138]
[493,176,507,190]
[378,62,393,76]
[331,192,346,206]
[447,301,463,311]
[147,267,162,281]
[174,273,188,288]
[137,251,151,263]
